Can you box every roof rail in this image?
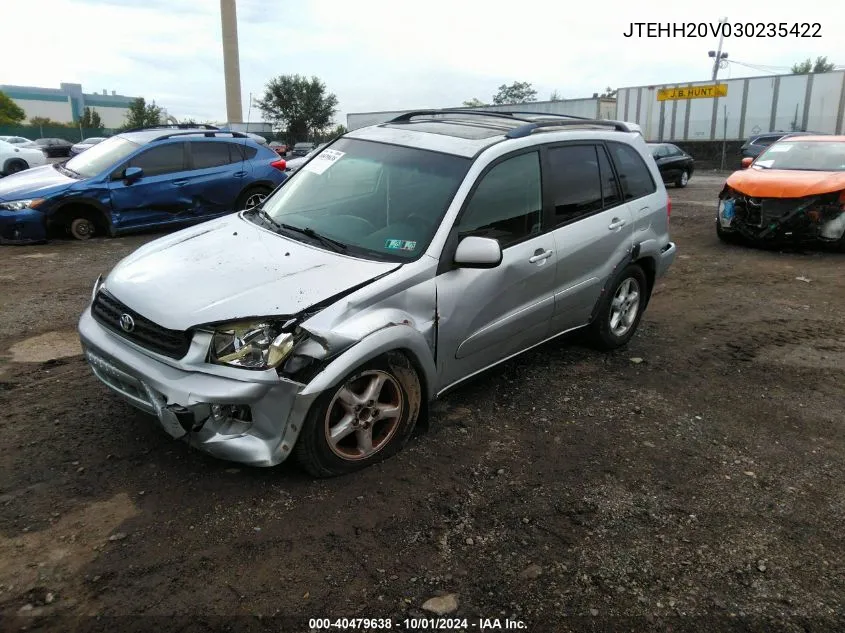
[387,109,534,124]
[505,119,633,138]
[150,130,249,141]
[122,123,220,133]
[494,110,593,121]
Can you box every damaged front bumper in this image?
[78,308,319,466]
[717,190,845,245]
[0,208,47,245]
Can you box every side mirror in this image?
[454,236,502,269]
[124,166,144,182]
[741,157,753,169]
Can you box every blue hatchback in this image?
[0,125,288,244]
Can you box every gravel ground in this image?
[0,172,843,632]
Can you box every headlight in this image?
[91,275,105,301]
[208,321,295,370]
[0,199,45,211]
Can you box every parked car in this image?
[34,137,74,158]
[284,142,328,173]
[78,110,676,476]
[0,135,36,148]
[717,135,845,248]
[0,126,287,244]
[70,137,107,156]
[739,131,818,159]
[291,142,315,157]
[648,143,695,188]
[269,141,288,156]
[0,139,47,176]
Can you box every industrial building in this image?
[0,82,154,129]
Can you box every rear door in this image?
[108,142,193,230]
[546,143,635,333]
[435,150,557,389]
[184,140,250,215]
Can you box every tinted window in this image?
[191,141,232,169]
[230,143,258,161]
[459,151,542,248]
[607,142,656,200]
[598,146,621,207]
[547,145,602,226]
[128,143,186,177]
[665,144,683,156]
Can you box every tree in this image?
[791,56,835,74]
[0,90,26,125]
[79,107,104,130]
[462,97,488,108]
[29,116,72,128]
[600,86,617,98]
[254,74,338,143]
[120,97,163,130]
[549,90,563,102]
[492,81,537,105]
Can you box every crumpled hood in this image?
[103,214,401,330]
[0,164,75,202]
[727,168,845,198]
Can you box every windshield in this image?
[257,138,470,261]
[81,137,105,144]
[64,136,140,178]
[755,141,845,171]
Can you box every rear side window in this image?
[547,145,602,226]
[128,143,186,177]
[191,141,232,169]
[607,142,656,200]
[459,151,542,248]
[230,143,258,161]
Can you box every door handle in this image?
[233,171,247,177]
[528,249,553,264]
[173,179,188,186]
[608,218,627,230]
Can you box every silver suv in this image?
[78,110,677,477]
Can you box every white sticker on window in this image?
[767,144,792,152]
[302,149,345,175]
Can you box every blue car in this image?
[0,125,288,244]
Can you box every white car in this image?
[0,139,47,176]
[0,135,36,148]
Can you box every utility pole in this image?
[219,0,243,123]
[708,17,729,81]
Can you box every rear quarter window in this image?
[606,142,657,200]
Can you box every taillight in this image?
[667,197,672,219]
[271,159,287,171]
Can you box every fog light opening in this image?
[208,404,253,435]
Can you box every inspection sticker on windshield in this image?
[385,239,417,251]
[303,149,345,175]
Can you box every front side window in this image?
[259,138,470,261]
[64,136,140,178]
[607,142,657,200]
[459,151,542,248]
[126,143,186,177]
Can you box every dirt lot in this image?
[0,173,843,632]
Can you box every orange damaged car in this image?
[717,135,845,248]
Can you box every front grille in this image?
[92,290,191,359]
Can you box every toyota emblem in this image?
[119,313,135,333]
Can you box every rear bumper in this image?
[656,241,677,277]
[78,308,317,466]
[0,209,47,244]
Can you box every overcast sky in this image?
[3,0,842,126]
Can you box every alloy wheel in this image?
[609,277,641,337]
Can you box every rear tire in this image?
[236,186,272,210]
[294,351,422,478]
[588,264,648,351]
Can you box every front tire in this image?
[4,159,28,175]
[69,216,96,240]
[295,351,422,478]
[675,170,689,188]
[589,264,648,351]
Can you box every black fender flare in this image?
[50,198,114,236]
[588,243,656,323]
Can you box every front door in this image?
[108,142,192,230]
[435,150,557,391]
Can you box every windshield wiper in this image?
[250,207,283,232]
[279,224,348,253]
